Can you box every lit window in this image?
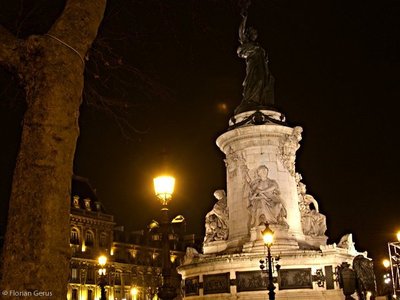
[70,228,80,245]
[71,268,78,280]
[85,231,94,246]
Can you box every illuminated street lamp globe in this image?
[153,175,175,205]
[397,231,400,242]
[383,259,390,269]
[262,223,274,247]
[98,255,107,267]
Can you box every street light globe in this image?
[153,175,175,205]
[397,231,400,242]
[131,287,139,296]
[262,223,274,247]
[98,255,107,267]
[383,259,390,268]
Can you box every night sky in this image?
[0,0,399,266]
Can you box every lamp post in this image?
[260,223,276,300]
[153,175,177,300]
[98,255,107,300]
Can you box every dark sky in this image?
[0,0,399,265]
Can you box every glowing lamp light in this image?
[98,255,107,267]
[98,268,106,276]
[383,259,390,268]
[131,287,138,296]
[397,231,400,242]
[384,273,391,284]
[170,254,177,263]
[262,223,274,247]
[153,176,175,205]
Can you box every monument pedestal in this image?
[179,246,361,299]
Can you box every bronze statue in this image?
[235,1,275,114]
[353,255,377,300]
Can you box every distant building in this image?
[68,176,200,300]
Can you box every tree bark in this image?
[0,0,106,298]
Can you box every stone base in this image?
[203,240,228,254]
[243,224,299,253]
[302,235,328,250]
[178,247,359,300]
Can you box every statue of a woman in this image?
[247,165,287,227]
[204,190,229,243]
[298,182,327,237]
[235,8,275,114]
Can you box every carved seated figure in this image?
[298,183,327,237]
[204,190,229,243]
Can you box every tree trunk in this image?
[0,0,106,298]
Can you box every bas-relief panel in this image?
[278,268,313,290]
[236,271,268,292]
[203,273,230,294]
[184,276,199,296]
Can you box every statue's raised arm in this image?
[238,9,248,44]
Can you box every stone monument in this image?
[178,2,366,299]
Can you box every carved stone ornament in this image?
[183,247,200,265]
[73,195,80,208]
[204,190,229,243]
[337,233,357,254]
[244,165,287,228]
[297,180,327,237]
[225,147,246,179]
[278,126,303,176]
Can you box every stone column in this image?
[216,110,304,251]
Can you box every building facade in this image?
[68,176,198,300]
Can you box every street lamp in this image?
[153,175,177,300]
[98,255,107,300]
[260,223,276,300]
